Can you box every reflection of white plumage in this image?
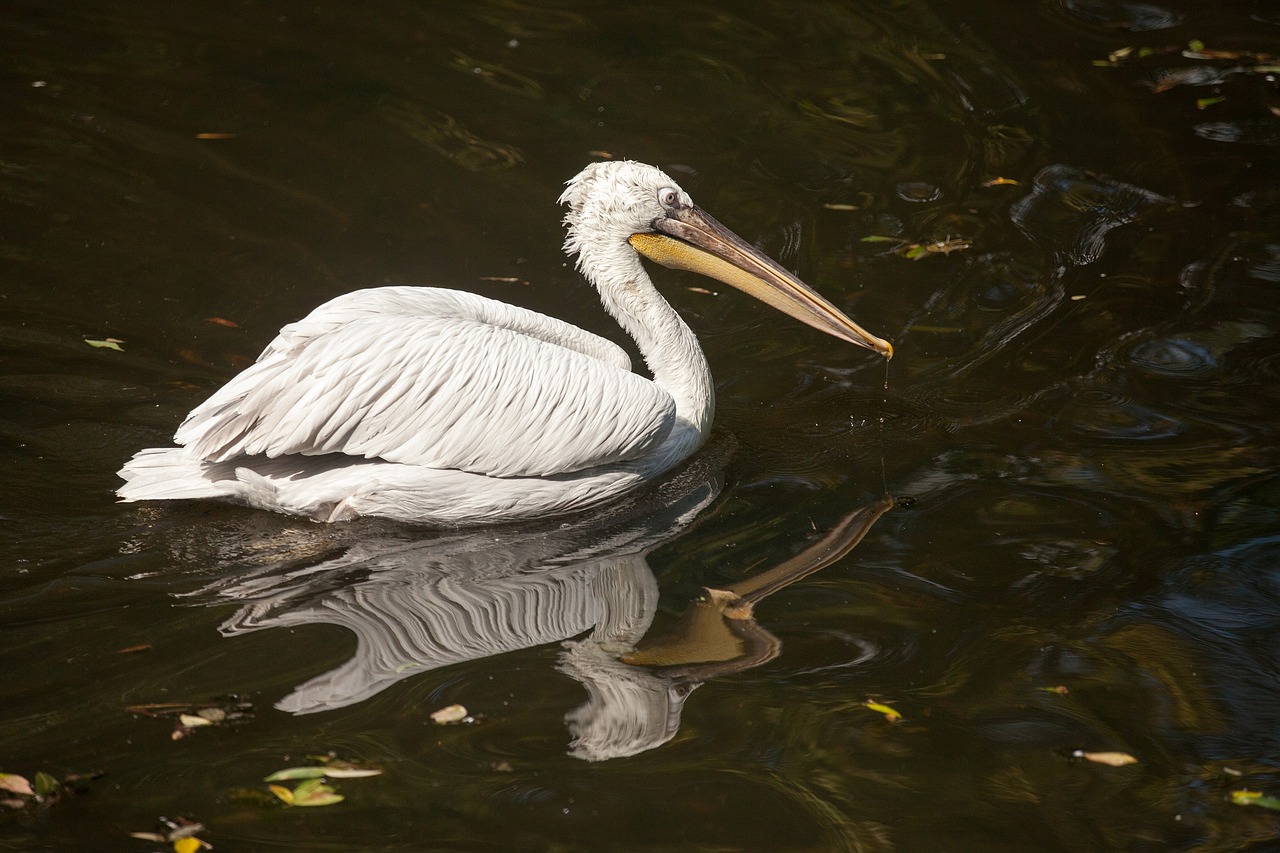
[118,160,891,523]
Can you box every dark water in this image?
[4,0,1280,849]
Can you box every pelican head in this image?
[560,160,892,358]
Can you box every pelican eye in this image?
[658,188,680,208]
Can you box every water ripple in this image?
[1010,164,1172,266]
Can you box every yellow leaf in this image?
[269,784,294,805]
[173,837,202,853]
[864,700,902,723]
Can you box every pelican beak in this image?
[629,205,892,359]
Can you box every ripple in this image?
[1053,386,1185,439]
[1123,336,1219,378]
[1010,164,1172,265]
[896,181,942,203]
[1058,0,1183,31]
[1194,121,1280,147]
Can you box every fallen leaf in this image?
[430,703,469,724]
[982,177,1021,187]
[321,766,382,779]
[204,317,239,328]
[195,132,236,139]
[860,235,904,244]
[822,203,859,211]
[173,837,206,853]
[0,774,33,797]
[1197,96,1225,109]
[264,767,328,782]
[33,771,59,796]
[129,832,168,842]
[116,644,152,654]
[864,700,902,723]
[588,150,614,159]
[1039,685,1071,695]
[178,714,213,728]
[1232,790,1280,811]
[290,778,344,807]
[685,286,714,295]
[1076,750,1138,767]
[85,338,124,351]
[268,784,294,805]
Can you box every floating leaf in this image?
[1232,790,1280,811]
[173,837,205,853]
[822,203,859,211]
[85,338,124,351]
[33,771,59,796]
[116,644,152,654]
[290,778,344,807]
[685,286,714,295]
[430,703,469,724]
[178,714,213,728]
[268,784,294,805]
[864,700,902,723]
[204,316,239,328]
[264,767,328,782]
[1197,96,1225,109]
[1039,685,1071,695]
[195,132,236,140]
[903,245,930,260]
[982,177,1020,187]
[0,774,33,797]
[1075,750,1138,767]
[860,235,903,244]
[321,766,382,779]
[129,832,168,842]
[1187,38,1206,53]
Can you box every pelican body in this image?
[118,161,891,524]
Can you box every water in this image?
[4,0,1280,849]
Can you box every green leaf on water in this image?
[903,245,930,260]
[85,338,124,351]
[290,778,344,807]
[264,767,328,782]
[1197,96,1225,109]
[322,765,382,779]
[860,235,903,243]
[1188,38,1206,53]
[1232,790,1280,811]
[33,772,59,797]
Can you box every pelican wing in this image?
[175,288,673,477]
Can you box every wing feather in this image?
[175,288,673,477]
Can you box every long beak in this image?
[628,205,892,358]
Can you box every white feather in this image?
[117,162,739,523]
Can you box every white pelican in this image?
[118,160,892,524]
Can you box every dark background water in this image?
[4,1,1280,850]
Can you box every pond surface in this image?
[4,0,1280,850]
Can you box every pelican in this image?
[118,160,892,524]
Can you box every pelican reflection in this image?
[201,446,890,760]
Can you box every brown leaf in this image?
[1076,750,1138,767]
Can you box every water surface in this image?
[4,1,1280,850]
